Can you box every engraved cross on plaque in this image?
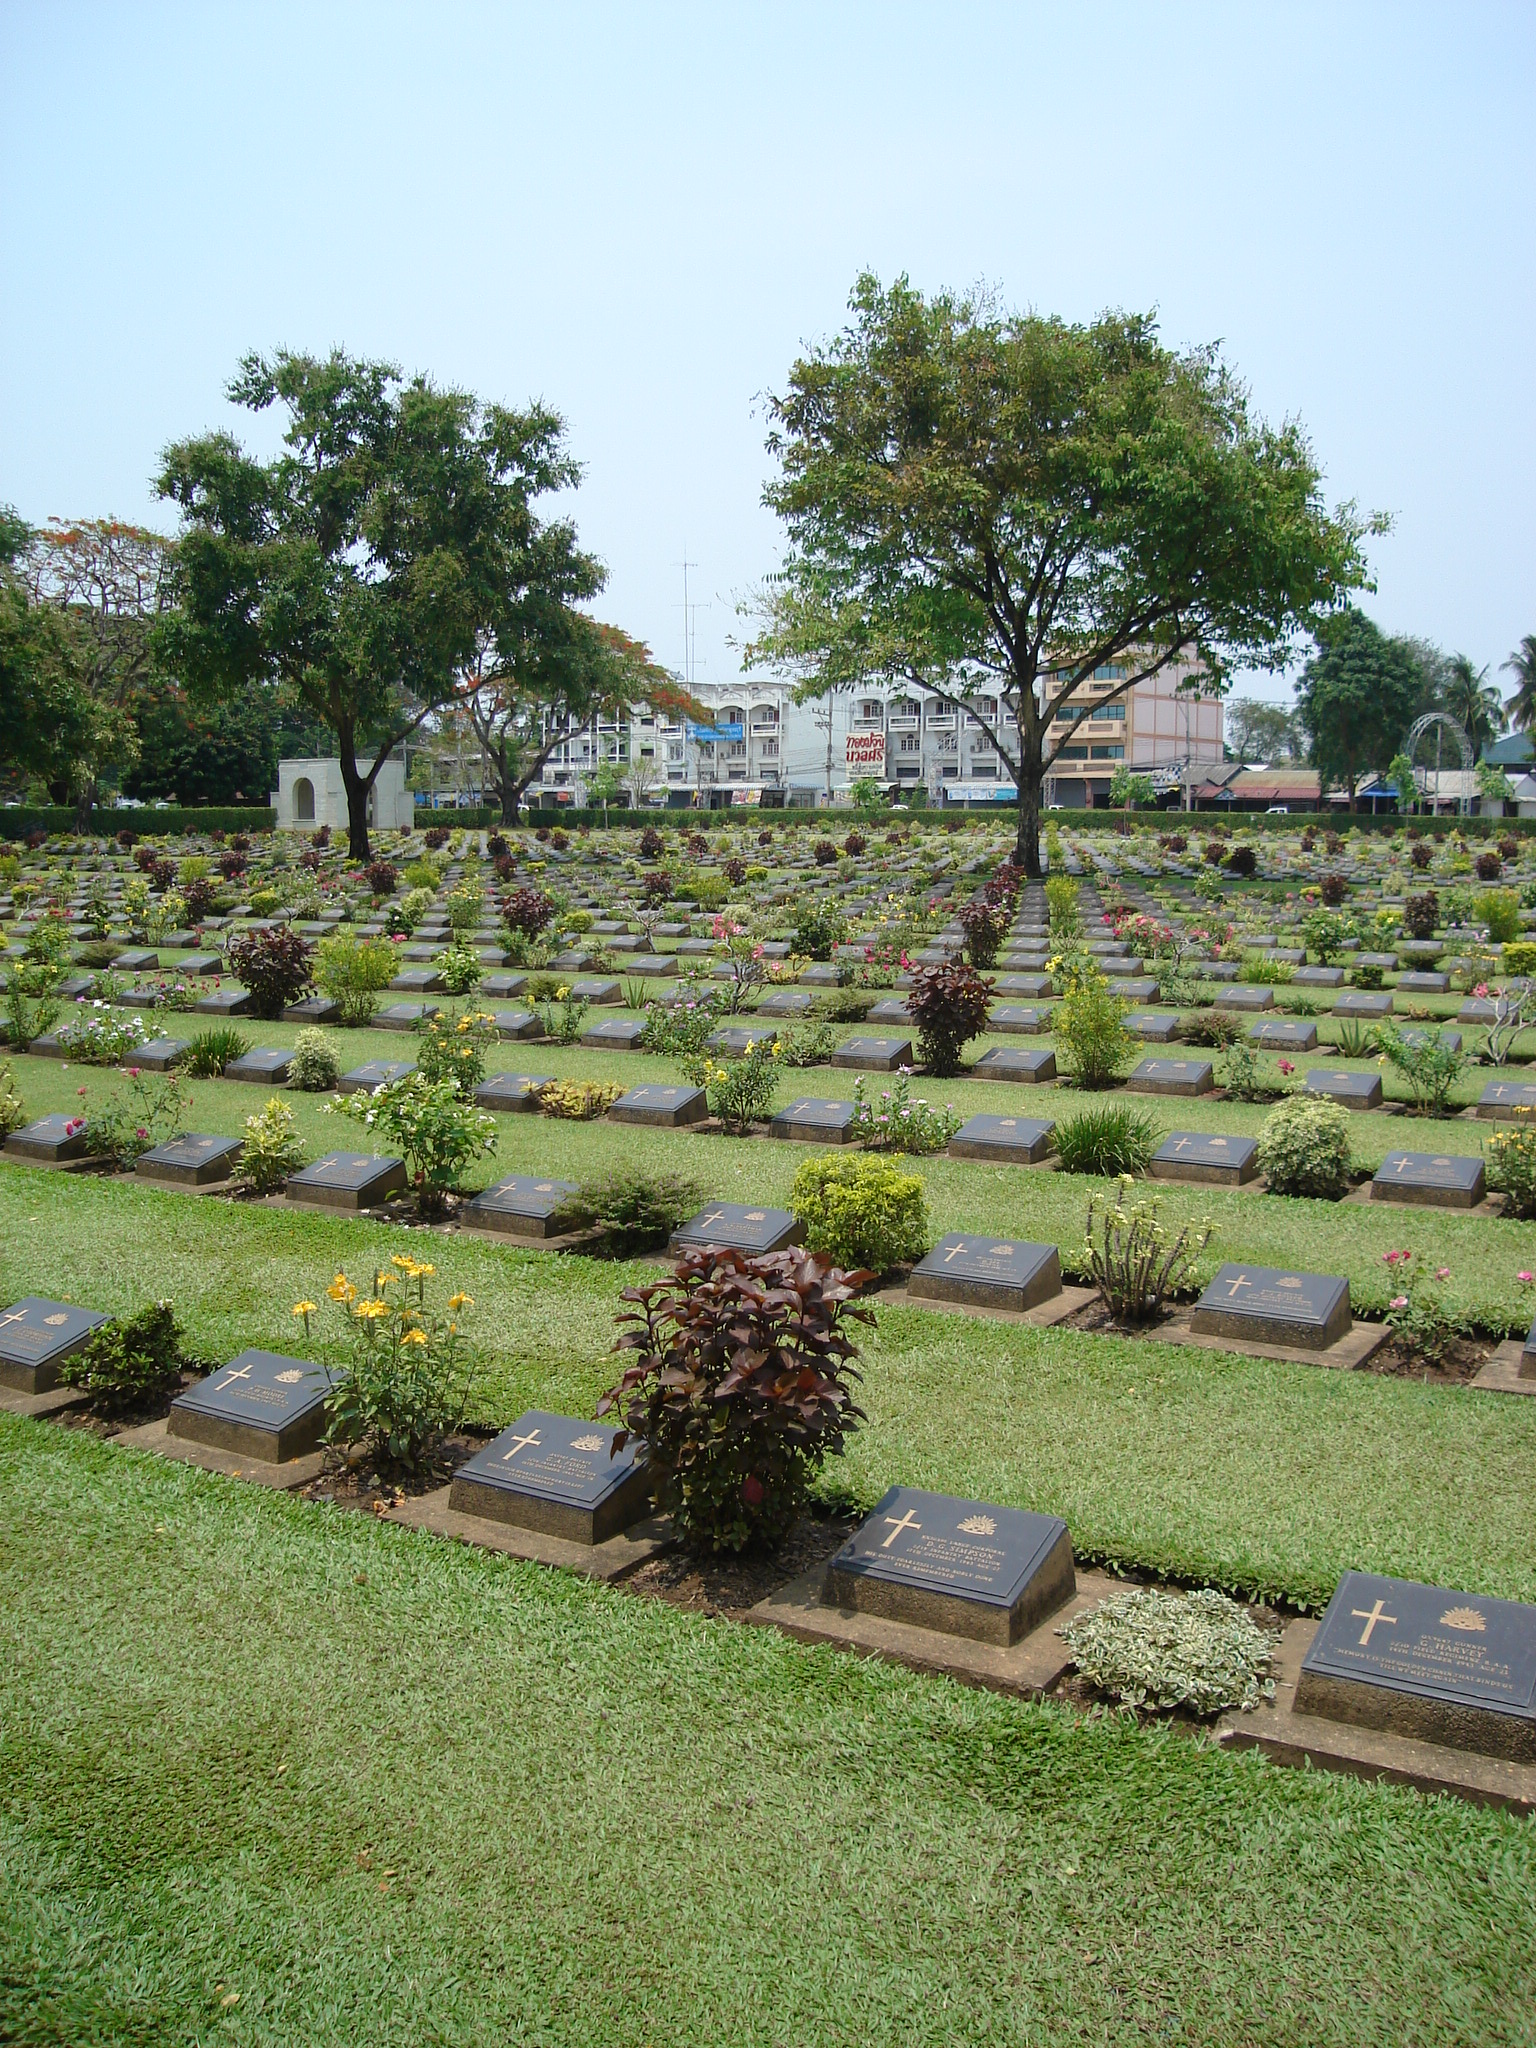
[943,1242,969,1264]
[216,1361,257,1387]
[500,1427,542,1462]
[1224,1274,1252,1297]
[0,1308,33,1333]
[880,1509,921,1548]
[1351,1598,1397,1646]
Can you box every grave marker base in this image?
[392,1486,672,1583]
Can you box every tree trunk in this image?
[1016,757,1043,877]
[336,719,372,861]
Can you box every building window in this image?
[1094,663,1127,681]
[1090,703,1124,720]
[1058,745,1088,760]
[898,732,921,753]
[969,762,997,778]
[1090,744,1125,760]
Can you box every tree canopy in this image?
[751,274,1377,869]
[1502,634,1536,734]
[1295,609,1421,808]
[156,349,603,856]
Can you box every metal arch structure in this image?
[1403,711,1474,817]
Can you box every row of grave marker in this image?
[1,1293,1530,1780]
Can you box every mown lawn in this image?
[2,1421,1534,2048]
[3,1164,1534,1612]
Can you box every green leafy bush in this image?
[56,1300,211,1417]
[849,1074,960,1154]
[550,1167,701,1253]
[303,1257,480,1470]
[1059,1587,1276,1715]
[288,1027,341,1092]
[1256,1095,1352,1199]
[775,1021,837,1067]
[1375,1023,1463,1115]
[1302,908,1355,964]
[332,1071,496,1215]
[1475,889,1521,944]
[1500,940,1536,978]
[183,1026,251,1077]
[237,1095,307,1192]
[599,1247,870,1553]
[226,925,313,1019]
[57,1009,153,1066]
[692,1041,783,1134]
[1045,874,1081,947]
[790,1153,929,1273]
[1485,1110,1536,1220]
[434,941,484,994]
[314,931,399,1024]
[792,899,848,960]
[1055,1102,1161,1177]
[79,1071,190,1170]
[0,1061,24,1136]
[1381,1249,1466,1367]
[1052,958,1130,1087]
[415,1007,498,1098]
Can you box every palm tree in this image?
[1441,652,1505,754]
[1504,634,1536,733]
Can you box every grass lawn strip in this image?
[4,1167,1534,1612]
[1,1420,1533,2048]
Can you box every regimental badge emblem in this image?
[43,1314,68,1326]
[746,1211,765,1222]
[957,1514,997,1537]
[1439,1606,1487,1632]
[570,1433,604,1453]
[274,1369,304,1384]
[1277,1277,1303,1290]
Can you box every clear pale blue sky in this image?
[2,2,1531,706]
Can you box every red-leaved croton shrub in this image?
[365,859,399,896]
[501,886,554,937]
[906,958,995,1077]
[226,924,313,1019]
[599,1246,871,1554]
[957,898,1009,968]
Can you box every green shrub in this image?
[303,1258,480,1471]
[550,1167,702,1254]
[416,1007,499,1097]
[314,931,399,1025]
[1302,909,1355,965]
[1256,1095,1352,1199]
[1485,1110,1536,1220]
[237,1095,307,1193]
[56,1300,212,1418]
[775,1021,837,1067]
[57,1009,152,1066]
[792,900,848,960]
[1055,1103,1161,1177]
[539,1079,622,1120]
[693,1041,783,1134]
[1081,1183,1212,1320]
[404,858,442,892]
[1053,959,1130,1088]
[434,941,484,994]
[1045,874,1080,947]
[0,1061,24,1136]
[79,1071,190,1170]
[790,1153,929,1273]
[598,1248,869,1554]
[1476,888,1521,944]
[288,1027,341,1092]
[1375,1023,1463,1115]
[1059,1587,1276,1715]
[907,959,993,1077]
[849,1074,961,1154]
[331,1072,496,1216]
[183,1025,251,1077]
[226,925,313,1019]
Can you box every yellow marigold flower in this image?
[391,1254,414,1271]
[447,1292,473,1311]
[292,1300,317,1318]
[402,1327,429,1346]
[417,1262,436,1277]
[327,1274,356,1303]
[353,1298,390,1320]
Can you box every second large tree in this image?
[755,275,1376,870]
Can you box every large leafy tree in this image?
[1294,609,1421,808]
[462,612,693,822]
[0,509,99,795]
[1225,697,1302,763]
[157,350,599,858]
[1502,633,1536,733]
[751,275,1376,872]
[123,677,282,804]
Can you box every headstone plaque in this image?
[1304,1068,1384,1109]
[1218,986,1274,1011]
[481,972,529,999]
[669,1204,800,1255]
[1128,1057,1213,1096]
[581,1016,648,1050]
[376,1002,439,1032]
[769,1096,857,1143]
[970,1046,1056,1084]
[1247,1018,1319,1050]
[1148,1129,1257,1185]
[909,1234,1062,1313]
[1371,1151,1485,1208]
[448,1410,652,1545]
[338,1059,415,1095]
[570,978,621,1005]
[284,995,342,1024]
[1190,1263,1351,1349]
[113,948,158,973]
[1112,978,1162,1003]
[1476,1080,1536,1120]
[135,1133,243,1187]
[705,1024,782,1056]
[194,988,251,1016]
[1292,965,1345,987]
[863,998,913,1026]
[285,1151,408,1210]
[608,1083,708,1127]
[758,988,813,1018]
[1124,1012,1180,1043]
[177,952,223,978]
[1334,991,1393,1018]
[947,1113,1055,1164]
[224,1047,293,1083]
[831,1036,915,1072]
[127,1037,190,1073]
[389,967,446,994]
[5,1114,90,1164]
[1397,970,1450,995]
[490,1010,539,1040]
[475,1072,555,1113]
[626,955,678,978]
[0,1297,111,1394]
[988,1005,1048,1034]
[994,974,1052,999]
[1295,1570,1536,1764]
[821,1485,1075,1646]
[463,1173,579,1239]
[1398,1026,1460,1054]
[169,1348,333,1463]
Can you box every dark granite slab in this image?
[135,1133,243,1186]
[1190,1262,1351,1349]
[1370,1152,1486,1207]
[1148,1131,1259,1185]
[608,1084,708,1127]
[169,1348,333,1463]
[447,1410,652,1544]
[0,1297,111,1393]
[970,1046,1056,1084]
[669,1203,800,1255]
[462,1172,580,1238]
[285,1151,408,1209]
[768,1096,858,1143]
[947,1113,1055,1164]
[909,1234,1062,1313]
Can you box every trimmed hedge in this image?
[0,805,276,840]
